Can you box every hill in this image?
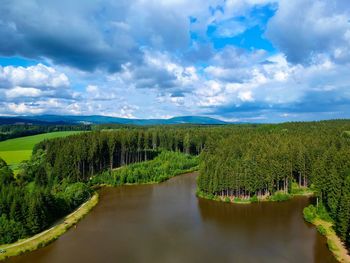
[0,115,228,125]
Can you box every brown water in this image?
[7,173,336,263]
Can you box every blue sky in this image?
[0,0,350,122]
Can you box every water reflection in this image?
[7,173,336,263]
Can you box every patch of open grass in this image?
[291,182,314,196]
[0,131,82,168]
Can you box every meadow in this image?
[0,131,82,169]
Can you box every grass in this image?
[303,204,350,263]
[196,190,291,204]
[197,181,312,205]
[291,182,314,196]
[0,131,82,169]
[0,193,99,261]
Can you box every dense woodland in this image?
[0,121,349,250]
[91,151,199,186]
[0,126,214,244]
[0,155,91,244]
[198,121,350,248]
[34,126,225,182]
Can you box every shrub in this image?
[316,225,327,236]
[250,195,258,203]
[269,192,290,202]
[303,205,317,223]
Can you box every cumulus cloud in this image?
[1,0,350,121]
[5,87,42,99]
[0,63,69,89]
[0,64,82,116]
[266,0,350,64]
[0,0,216,72]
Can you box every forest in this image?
[0,125,214,244]
[197,121,350,248]
[91,151,199,186]
[0,121,349,251]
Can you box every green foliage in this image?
[91,151,199,185]
[0,158,14,185]
[196,120,350,249]
[250,195,258,203]
[61,183,91,209]
[0,124,90,142]
[317,225,327,236]
[268,192,291,202]
[0,131,83,168]
[1,120,350,251]
[303,204,333,224]
[0,215,25,244]
[317,203,333,222]
[303,205,317,223]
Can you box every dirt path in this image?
[0,193,99,260]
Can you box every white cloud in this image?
[0,63,69,89]
[266,0,350,64]
[5,86,42,98]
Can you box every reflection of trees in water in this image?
[198,197,301,251]
[198,196,337,263]
[197,196,308,229]
[98,184,155,213]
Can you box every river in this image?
[7,172,336,263]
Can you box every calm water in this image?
[7,173,336,263]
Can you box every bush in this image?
[250,195,258,203]
[303,205,317,223]
[316,203,333,222]
[269,192,291,202]
[92,151,199,186]
[317,225,327,235]
[63,182,91,209]
[0,215,25,244]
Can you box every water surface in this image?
[7,173,336,263]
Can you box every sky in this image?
[0,0,350,122]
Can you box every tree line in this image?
[1,121,349,250]
[0,155,91,244]
[0,125,228,244]
[0,124,91,142]
[34,127,230,182]
[197,120,350,248]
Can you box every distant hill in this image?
[0,115,229,125]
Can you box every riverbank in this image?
[196,186,312,205]
[0,193,99,261]
[304,205,350,263]
[197,190,292,204]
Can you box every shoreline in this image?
[196,188,312,204]
[199,189,349,263]
[0,193,99,261]
[304,211,350,263]
[0,170,196,261]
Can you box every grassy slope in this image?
[0,193,99,261]
[0,131,82,168]
[303,204,350,263]
[313,218,350,263]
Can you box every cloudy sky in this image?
[0,0,350,122]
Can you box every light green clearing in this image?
[0,131,82,167]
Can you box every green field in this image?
[0,131,82,169]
